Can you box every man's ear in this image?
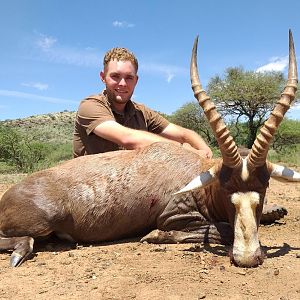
[100,71,106,83]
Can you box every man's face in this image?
[100,59,138,109]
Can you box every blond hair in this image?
[103,47,138,72]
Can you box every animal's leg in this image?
[153,200,233,245]
[0,236,34,267]
[141,223,233,245]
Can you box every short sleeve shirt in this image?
[73,93,169,157]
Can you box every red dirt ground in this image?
[0,175,299,300]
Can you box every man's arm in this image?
[160,123,213,158]
[93,120,181,150]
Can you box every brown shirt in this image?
[73,93,169,157]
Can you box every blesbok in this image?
[0,31,299,268]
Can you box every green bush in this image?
[0,125,51,172]
[36,142,73,170]
[272,119,300,151]
[0,125,72,173]
[170,102,216,145]
[268,144,300,166]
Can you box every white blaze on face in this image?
[241,158,249,182]
[231,191,260,267]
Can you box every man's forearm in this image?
[181,128,209,150]
[181,128,212,158]
[121,128,181,150]
[94,121,180,150]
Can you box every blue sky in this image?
[1,0,300,121]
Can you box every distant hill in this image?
[0,111,76,143]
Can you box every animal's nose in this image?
[230,247,265,268]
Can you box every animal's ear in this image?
[174,166,217,195]
[268,162,300,182]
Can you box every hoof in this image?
[261,204,288,224]
[10,253,25,267]
[140,229,160,243]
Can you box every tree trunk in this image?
[246,117,257,148]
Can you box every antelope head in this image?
[177,30,299,267]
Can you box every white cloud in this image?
[33,32,184,84]
[291,102,300,110]
[112,20,135,28]
[36,34,57,51]
[256,56,288,73]
[0,89,77,105]
[167,74,175,83]
[34,33,101,67]
[287,102,300,119]
[21,82,49,91]
[140,63,187,83]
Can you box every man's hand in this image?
[161,124,213,159]
[182,143,213,159]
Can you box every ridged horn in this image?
[248,30,298,168]
[191,36,242,168]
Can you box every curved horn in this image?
[191,36,242,168]
[248,30,298,168]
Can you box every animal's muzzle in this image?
[229,247,265,268]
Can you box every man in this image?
[73,47,212,158]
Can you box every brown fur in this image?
[0,142,287,267]
[0,143,215,241]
